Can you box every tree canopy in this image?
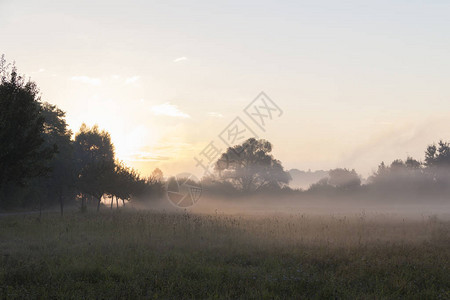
[0,56,55,204]
[214,138,291,192]
[74,124,115,211]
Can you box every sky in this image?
[1,0,450,178]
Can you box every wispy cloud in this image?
[70,76,101,85]
[151,102,190,118]
[125,75,140,84]
[127,152,171,162]
[207,112,224,118]
[31,68,46,74]
[126,141,192,162]
[173,56,187,63]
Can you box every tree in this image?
[40,102,75,215]
[0,56,55,206]
[214,138,291,192]
[308,177,334,193]
[328,168,361,189]
[405,157,422,169]
[366,156,433,200]
[425,141,450,168]
[130,168,165,202]
[151,168,163,182]
[424,140,450,188]
[74,124,115,212]
[308,168,361,193]
[108,161,142,208]
[369,157,424,185]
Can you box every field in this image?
[0,209,449,299]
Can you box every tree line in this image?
[202,137,450,202]
[1,55,449,210]
[0,56,163,213]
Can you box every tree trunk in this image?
[122,199,125,207]
[59,194,63,216]
[81,196,86,213]
[111,195,114,209]
[116,197,119,209]
[39,196,42,219]
[97,196,101,212]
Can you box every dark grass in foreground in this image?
[0,210,449,299]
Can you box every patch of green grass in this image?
[0,211,449,299]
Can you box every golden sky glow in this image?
[2,0,450,178]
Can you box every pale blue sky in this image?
[1,0,450,177]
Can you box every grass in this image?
[0,209,449,299]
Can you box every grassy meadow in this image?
[0,209,449,299]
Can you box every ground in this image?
[0,209,449,299]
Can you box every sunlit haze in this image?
[2,0,450,178]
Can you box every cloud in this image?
[173,56,187,63]
[31,68,46,74]
[126,141,192,162]
[153,141,193,153]
[151,102,190,118]
[127,152,171,162]
[70,76,101,85]
[125,75,140,84]
[207,112,224,118]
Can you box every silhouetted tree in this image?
[132,168,165,202]
[366,156,434,201]
[39,102,75,215]
[308,177,334,193]
[214,138,291,192]
[108,161,142,208]
[424,140,450,194]
[369,157,424,185]
[74,124,115,212]
[328,168,361,189]
[0,56,55,206]
[151,168,163,182]
[425,140,450,168]
[308,168,361,192]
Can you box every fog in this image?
[126,191,449,222]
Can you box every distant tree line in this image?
[203,137,450,203]
[306,142,450,201]
[2,55,450,209]
[0,56,164,213]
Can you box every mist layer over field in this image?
[132,192,450,220]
